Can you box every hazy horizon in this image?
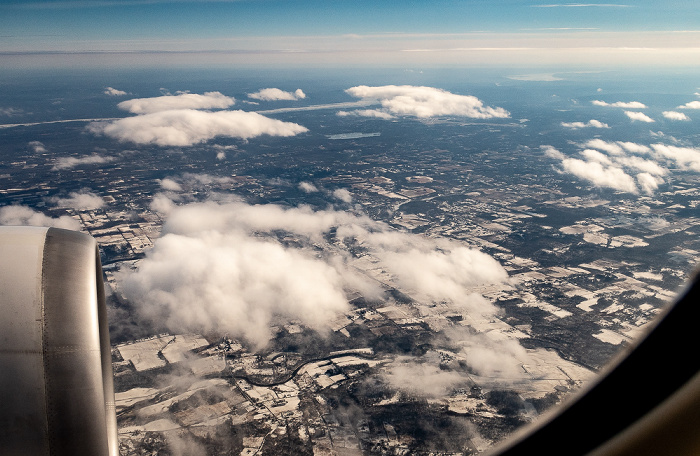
[2,0,699,68]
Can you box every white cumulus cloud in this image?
[581,148,613,165]
[333,188,353,203]
[561,119,609,129]
[625,111,655,123]
[677,101,700,109]
[117,91,235,114]
[663,111,690,120]
[345,85,510,119]
[88,109,308,147]
[542,145,565,160]
[584,139,624,155]
[119,199,508,348]
[614,155,667,176]
[104,87,127,97]
[49,190,106,210]
[159,178,183,191]
[378,247,506,309]
[0,205,80,230]
[561,156,639,193]
[28,141,47,153]
[543,137,700,195]
[617,141,651,154]
[650,144,700,172]
[123,229,351,348]
[636,173,663,195]
[298,181,318,193]
[592,100,647,108]
[247,88,306,101]
[52,153,114,170]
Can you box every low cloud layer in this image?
[384,352,467,398]
[117,91,235,114]
[88,109,308,146]
[561,119,609,129]
[0,205,80,230]
[592,100,647,108]
[544,138,700,194]
[247,88,306,101]
[119,199,508,348]
[345,85,510,119]
[383,329,532,398]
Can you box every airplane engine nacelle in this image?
[0,226,118,456]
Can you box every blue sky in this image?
[1,0,699,67]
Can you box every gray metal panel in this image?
[96,246,119,456]
[0,226,118,456]
[0,226,51,456]
[41,227,113,456]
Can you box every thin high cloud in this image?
[12,0,246,8]
[247,88,306,101]
[344,85,510,119]
[0,107,24,117]
[0,205,80,230]
[507,73,563,81]
[88,109,308,146]
[532,3,631,7]
[117,91,235,114]
[561,119,609,129]
[120,198,508,348]
[592,100,647,108]
[336,109,395,120]
[544,138,700,194]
